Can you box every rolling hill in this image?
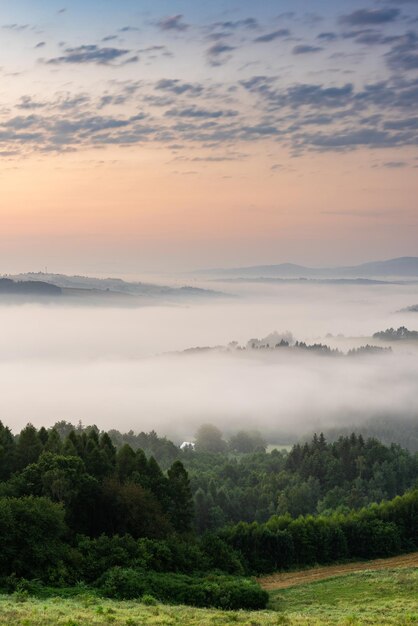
[198,256,418,279]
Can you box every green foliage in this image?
[229,430,267,454]
[188,432,418,532]
[141,593,157,605]
[195,424,226,453]
[0,496,67,580]
[0,419,417,612]
[220,488,418,574]
[98,567,268,610]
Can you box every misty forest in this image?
[1,268,418,622]
[2,0,418,623]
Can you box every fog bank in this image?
[0,280,417,438]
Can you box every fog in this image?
[1,279,418,439]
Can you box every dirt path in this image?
[258,552,418,591]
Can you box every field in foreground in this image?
[259,551,418,590]
[0,567,417,626]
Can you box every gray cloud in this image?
[317,32,339,41]
[254,29,290,43]
[2,59,418,158]
[384,116,418,129]
[157,15,189,32]
[155,79,204,96]
[2,23,29,31]
[293,44,323,54]
[297,128,406,150]
[212,18,258,31]
[385,31,418,70]
[165,107,238,120]
[206,42,235,66]
[119,26,139,32]
[339,8,401,26]
[241,77,354,109]
[17,96,47,110]
[344,29,400,46]
[46,45,132,65]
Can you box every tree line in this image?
[0,420,417,608]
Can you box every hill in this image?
[0,278,61,296]
[198,256,418,279]
[5,272,224,304]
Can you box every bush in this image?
[97,567,268,610]
[141,594,158,605]
[97,568,146,600]
[0,496,68,581]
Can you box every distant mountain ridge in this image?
[198,257,418,279]
[8,272,223,301]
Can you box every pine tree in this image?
[16,424,43,470]
[167,460,194,533]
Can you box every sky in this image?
[1,0,418,274]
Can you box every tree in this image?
[116,444,137,482]
[195,424,226,453]
[167,460,194,533]
[100,479,172,539]
[0,496,67,580]
[16,424,43,470]
[44,428,63,454]
[0,421,16,480]
[229,430,266,454]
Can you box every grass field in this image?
[259,551,418,590]
[269,567,418,624]
[0,563,416,625]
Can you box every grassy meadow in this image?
[0,566,416,626]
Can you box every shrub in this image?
[0,497,68,581]
[141,594,158,605]
[97,567,268,610]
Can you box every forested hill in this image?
[0,278,61,295]
[1,421,417,537]
[0,420,417,607]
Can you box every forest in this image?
[0,420,417,609]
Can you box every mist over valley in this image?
[1,265,417,446]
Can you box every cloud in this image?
[344,29,400,46]
[384,116,418,129]
[206,42,235,66]
[2,23,29,31]
[165,107,238,120]
[155,79,204,96]
[339,8,401,26]
[212,18,259,31]
[241,77,354,109]
[297,128,406,150]
[16,96,47,110]
[119,26,139,32]
[317,32,339,41]
[35,41,46,49]
[254,29,290,43]
[45,45,132,65]
[292,44,323,54]
[157,15,189,32]
[385,31,418,70]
